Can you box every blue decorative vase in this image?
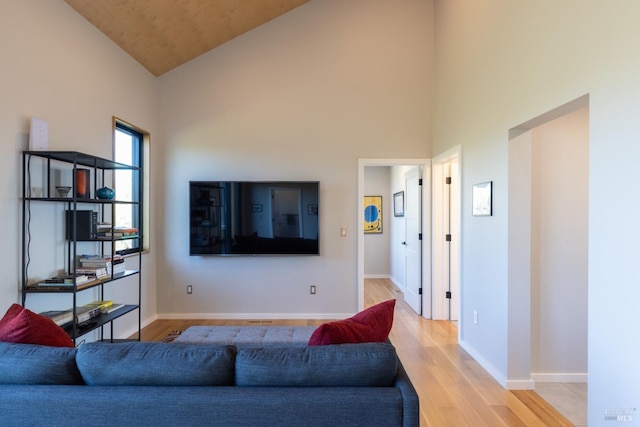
[96,187,115,200]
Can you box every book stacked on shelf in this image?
[97,222,112,234]
[39,302,108,327]
[27,273,95,290]
[83,300,113,312]
[46,274,92,285]
[75,266,109,280]
[84,300,126,314]
[75,305,102,324]
[78,255,126,276]
[39,310,74,326]
[102,303,125,314]
[96,224,138,239]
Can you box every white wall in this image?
[364,167,391,278]
[0,0,158,336]
[434,0,640,423]
[531,107,588,379]
[156,0,433,318]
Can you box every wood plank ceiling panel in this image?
[64,0,310,76]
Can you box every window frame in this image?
[113,117,149,255]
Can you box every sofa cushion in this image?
[236,343,398,387]
[76,342,236,386]
[308,299,395,346]
[0,304,74,348]
[173,325,316,347]
[0,342,83,385]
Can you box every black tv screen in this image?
[189,181,319,255]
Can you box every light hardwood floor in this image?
[138,278,576,427]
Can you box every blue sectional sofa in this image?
[0,340,419,427]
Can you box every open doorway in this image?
[508,95,588,425]
[357,159,431,315]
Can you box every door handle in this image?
[401,241,407,245]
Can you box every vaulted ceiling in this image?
[64,0,311,76]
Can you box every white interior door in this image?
[432,147,461,321]
[403,167,422,315]
[448,160,459,320]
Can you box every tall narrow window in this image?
[114,119,147,254]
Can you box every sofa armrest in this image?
[394,360,420,427]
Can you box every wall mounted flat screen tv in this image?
[189,181,319,256]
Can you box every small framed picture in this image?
[308,204,318,215]
[252,204,263,212]
[393,191,404,217]
[472,181,492,216]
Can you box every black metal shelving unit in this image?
[21,150,143,344]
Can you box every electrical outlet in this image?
[310,285,316,295]
[473,310,478,324]
[187,285,193,294]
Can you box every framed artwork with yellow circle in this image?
[363,195,382,233]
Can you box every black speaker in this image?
[65,210,97,240]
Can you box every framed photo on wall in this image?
[393,191,404,217]
[363,195,382,233]
[472,181,492,216]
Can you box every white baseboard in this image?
[113,314,158,340]
[505,378,536,390]
[389,276,404,290]
[459,339,507,388]
[458,339,535,390]
[157,313,351,320]
[364,274,390,279]
[366,274,404,291]
[531,373,588,383]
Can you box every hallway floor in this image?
[535,382,587,426]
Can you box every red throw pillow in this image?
[0,304,74,348]
[0,303,23,329]
[308,299,396,346]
